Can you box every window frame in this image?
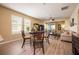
[11,15,31,35]
[11,15,23,34]
[23,18,31,33]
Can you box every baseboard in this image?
[0,38,22,45]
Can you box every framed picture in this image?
[58,24,61,30]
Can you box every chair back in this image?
[34,32,44,41]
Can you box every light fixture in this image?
[61,24,65,28]
[49,17,55,22]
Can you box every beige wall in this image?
[0,6,43,42]
[64,18,70,30]
[69,4,79,33]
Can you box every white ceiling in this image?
[0,3,77,20]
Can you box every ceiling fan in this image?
[49,17,55,22]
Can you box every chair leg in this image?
[34,47,35,55]
[22,39,25,48]
[42,43,45,54]
[33,42,35,55]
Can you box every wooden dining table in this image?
[29,31,45,42]
[29,31,44,34]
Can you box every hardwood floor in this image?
[0,37,72,55]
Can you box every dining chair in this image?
[21,30,31,48]
[33,32,45,55]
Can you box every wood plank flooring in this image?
[0,37,72,55]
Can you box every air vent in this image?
[61,6,69,10]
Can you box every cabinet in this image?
[72,34,79,55]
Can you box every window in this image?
[45,23,55,31]
[44,23,48,31]
[23,19,31,33]
[12,15,22,34]
[11,15,31,34]
[51,24,55,30]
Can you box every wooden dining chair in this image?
[33,32,45,55]
[21,30,31,48]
